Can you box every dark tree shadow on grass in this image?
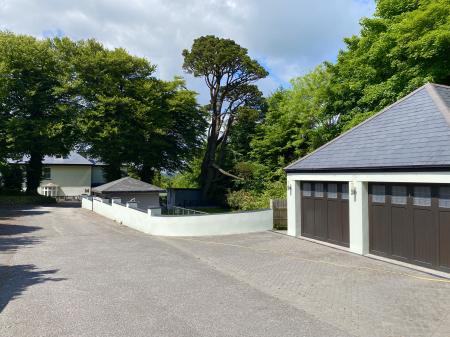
[0,264,66,313]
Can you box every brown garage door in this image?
[301,182,349,247]
[369,183,450,272]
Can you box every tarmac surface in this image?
[1,205,450,337]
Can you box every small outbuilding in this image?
[285,83,450,273]
[92,177,165,210]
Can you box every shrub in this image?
[227,180,287,211]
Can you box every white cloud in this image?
[0,0,375,102]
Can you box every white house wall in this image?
[287,171,450,255]
[39,165,91,197]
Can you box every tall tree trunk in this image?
[217,116,234,167]
[140,163,154,183]
[200,125,218,199]
[26,151,43,195]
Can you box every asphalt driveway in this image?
[1,205,450,337]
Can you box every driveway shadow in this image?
[0,235,42,253]
[0,264,66,313]
[0,206,65,313]
[0,223,42,235]
[0,222,42,253]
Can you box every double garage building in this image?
[285,83,450,273]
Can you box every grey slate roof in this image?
[285,83,450,172]
[92,177,165,193]
[8,151,93,166]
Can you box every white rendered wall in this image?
[81,197,93,210]
[349,181,369,254]
[287,178,301,237]
[286,171,450,255]
[39,165,91,197]
[82,198,273,237]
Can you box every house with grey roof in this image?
[92,176,165,210]
[285,83,450,273]
[8,151,108,198]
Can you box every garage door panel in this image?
[341,201,349,245]
[314,199,327,240]
[302,198,315,237]
[390,207,412,260]
[327,200,341,244]
[371,204,389,255]
[413,208,436,266]
[439,211,450,269]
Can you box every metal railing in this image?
[164,206,208,216]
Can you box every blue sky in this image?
[0,0,375,103]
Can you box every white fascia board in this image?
[287,171,450,184]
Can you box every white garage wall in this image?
[287,171,450,255]
[81,198,273,237]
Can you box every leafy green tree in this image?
[224,0,450,210]
[182,35,268,199]
[153,155,203,189]
[0,32,76,194]
[329,0,450,129]
[0,164,23,192]
[251,65,334,172]
[127,78,206,182]
[252,0,450,176]
[227,105,266,162]
[69,40,155,180]
[72,40,206,182]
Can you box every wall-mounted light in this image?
[350,182,357,201]
[288,183,292,195]
[350,184,357,196]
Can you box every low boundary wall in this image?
[81,197,273,237]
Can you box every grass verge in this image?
[0,193,57,206]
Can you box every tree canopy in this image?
[228,0,450,210]
[182,35,268,199]
[71,40,206,182]
[0,33,207,192]
[0,32,77,193]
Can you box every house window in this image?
[302,183,312,197]
[327,184,338,199]
[372,185,386,203]
[413,186,431,207]
[391,186,407,205]
[439,187,450,209]
[42,167,51,179]
[314,183,324,198]
[341,184,349,200]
